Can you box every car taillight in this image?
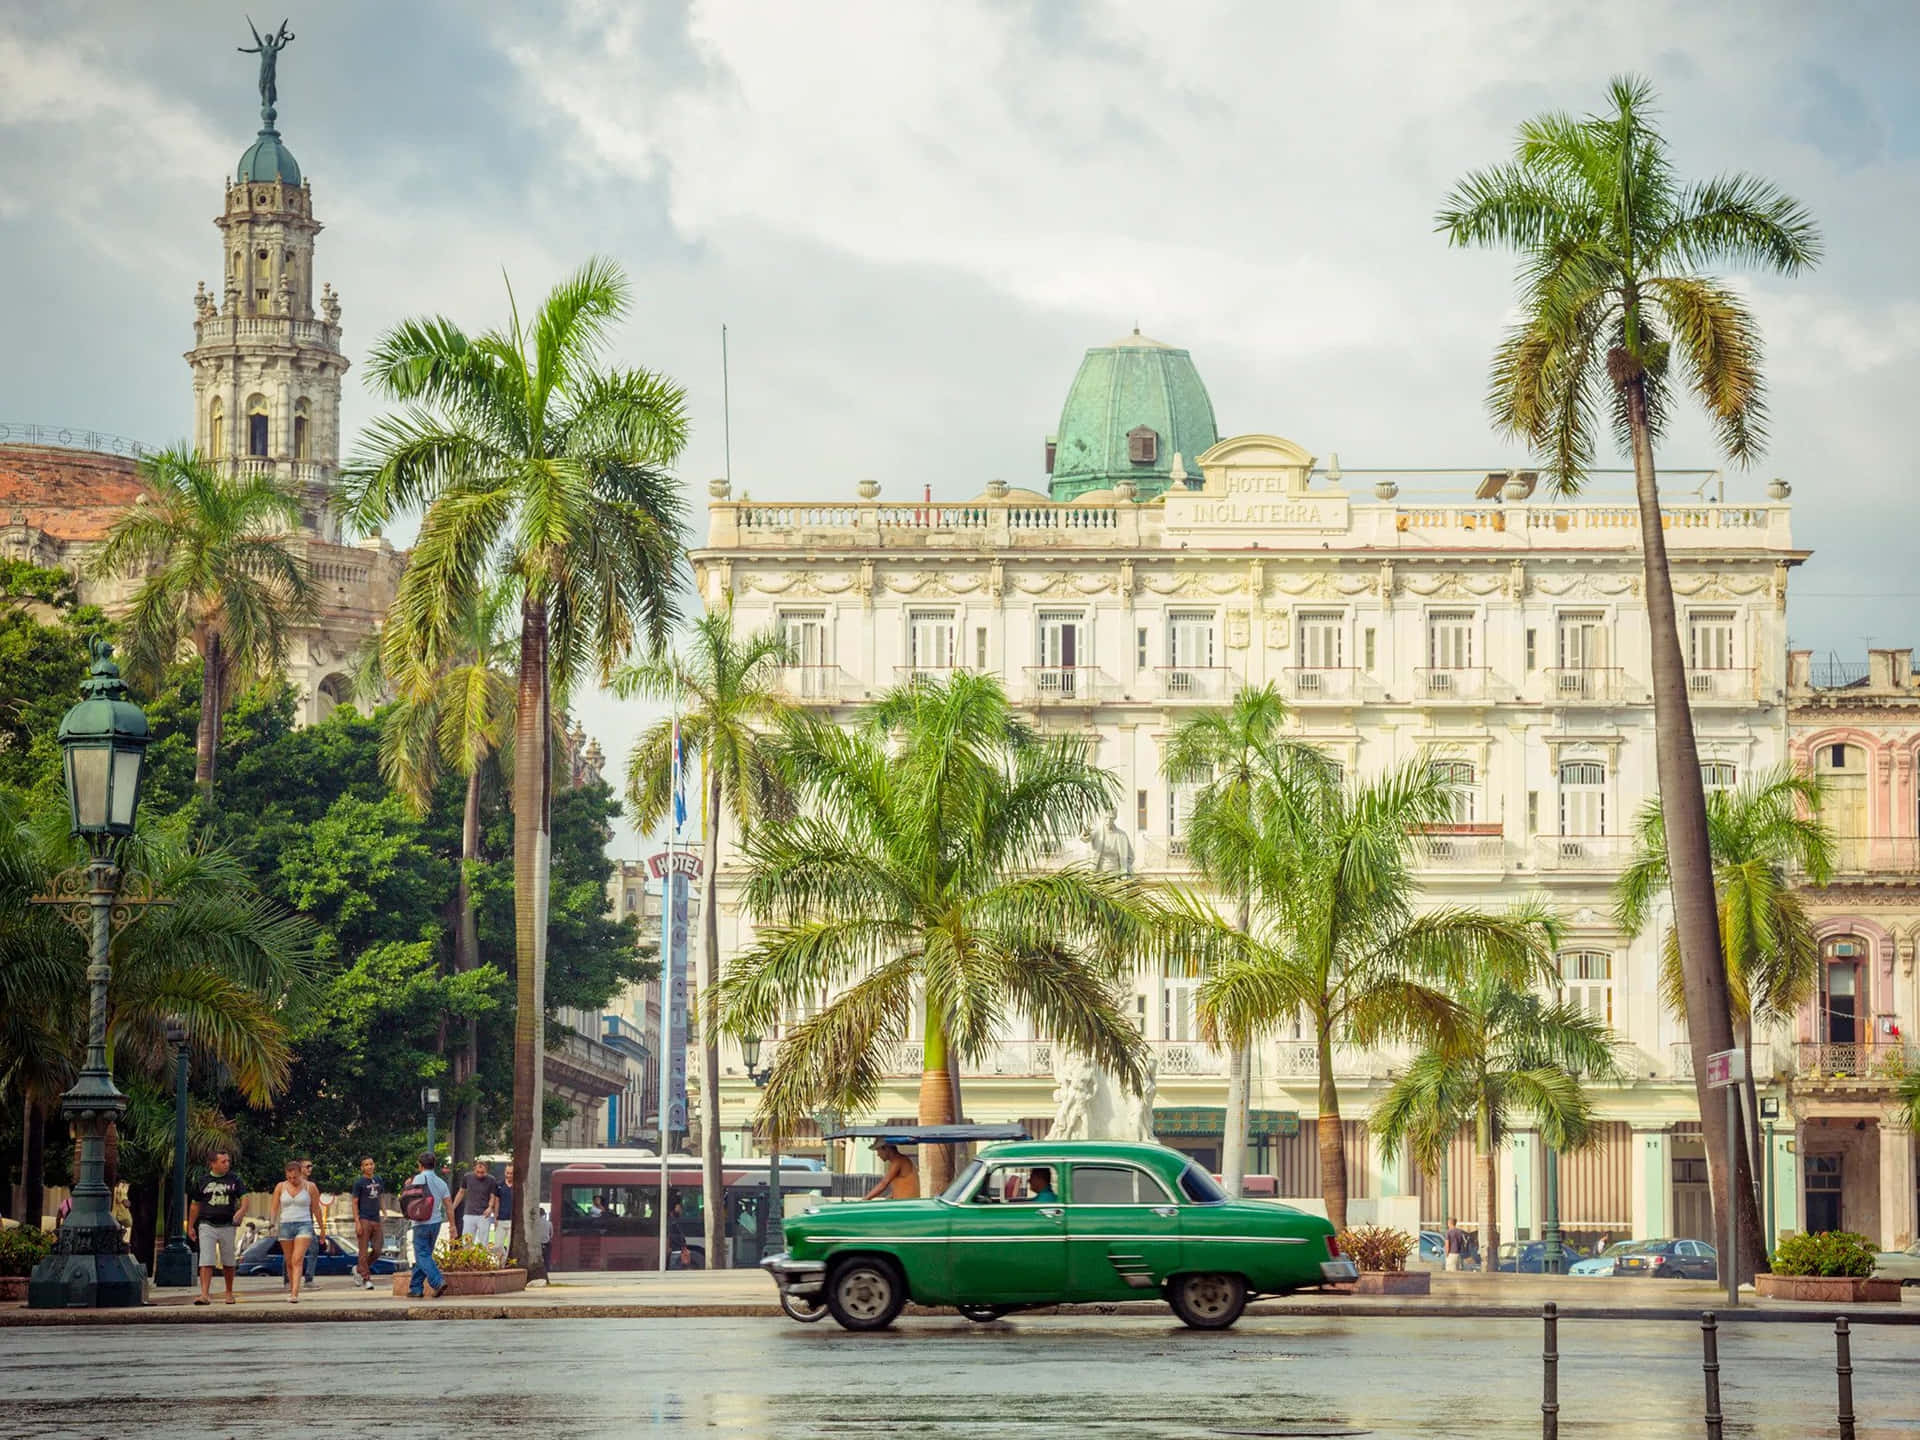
[1325,1234,1342,1260]
[1651,1254,1666,1266]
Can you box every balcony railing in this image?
[1822,836,1920,876]
[1137,836,1195,872]
[1155,666,1231,701]
[1271,1040,1379,1080]
[1413,667,1493,701]
[1413,827,1509,871]
[1670,1044,1695,1080]
[1544,667,1630,703]
[1282,667,1377,703]
[1794,1041,1919,1083]
[1023,666,1113,704]
[1686,668,1757,703]
[1532,834,1638,871]
[775,665,847,702]
[1154,1041,1228,1076]
[876,1039,1058,1078]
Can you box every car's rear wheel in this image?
[825,1257,906,1331]
[1167,1271,1247,1330]
[957,1305,1008,1323]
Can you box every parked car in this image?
[1872,1240,1920,1286]
[763,1136,1357,1332]
[1612,1238,1716,1279]
[235,1233,396,1277]
[1570,1240,1647,1277]
[1415,1230,1446,1267]
[1495,1241,1549,1273]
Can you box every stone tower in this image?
[186,65,349,541]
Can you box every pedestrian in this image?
[270,1158,322,1304]
[1443,1217,1466,1273]
[350,1156,387,1291]
[403,1151,451,1299]
[282,1157,321,1291]
[187,1148,248,1306]
[538,1202,553,1274]
[863,1142,919,1200]
[495,1162,516,1260]
[667,1196,693,1269]
[451,1158,501,1249]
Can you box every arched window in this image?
[1429,760,1476,823]
[246,394,269,458]
[1559,950,1613,1023]
[207,396,226,460]
[1819,936,1867,1048]
[293,398,311,460]
[1700,761,1738,792]
[1815,743,1868,867]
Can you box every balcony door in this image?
[1557,611,1607,672]
[1815,744,1867,867]
[1167,610,1214,694]
[1820,938,1864,1047]
[1557,761,1606,856]
[908,610,956,672]
[780,610,829,697]
[1037,611,1084,696]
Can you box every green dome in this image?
[1046,331,1219,501]
[237,128,301,186]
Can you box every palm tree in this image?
[89,447,317,802]
[1617,767,1834,1207]
[1372,960,1620,1269]
[343,257,690,1274]
[1161,685,1328,1197]
[716,672,1151,1194]
[1197,761,1561,1230]
[364,583,518,1163]
[1439,74,1821,1280]
[615,609,793,1269]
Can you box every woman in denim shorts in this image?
[270,1158,323,1303]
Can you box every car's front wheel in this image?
[780,1291,828,1323]
[957,1305,1009,1323]
[1167,1271,1247,1330]
[825,1257,907,1331]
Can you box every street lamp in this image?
[1542,1141,1564,1276]
[28,640,153,1309]
[741,1036,779,1259]
[422,1086,441,1158]
[153,1016,195,1287]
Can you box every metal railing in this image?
[1824,836,1920,875]
[1023,666,1112,703]
[1153,1041,1227,1076]
[1154,666,1231,701]
[1282,667,1377,703]
[1532,835,1638,871]
[1271,1040,1378,1080]
[775,665,846,703]
[1414,830,1509,870]
[1543,667,1629,703]
[0,422,152,458]
[1809,659,1870,690]
[1136,836,1195,872]
[1793,1041,1918,1080]
[876,1040,1057,1078]
[1685,668,1757,703]
[1413,666,1493,701]
[1671,1044,1695,1079]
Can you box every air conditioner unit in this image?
[1426,671,1454,694]
[1296,670,1324,693]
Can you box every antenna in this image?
[721,324,733,491]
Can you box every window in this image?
[1821,937,1865,1045]
[1136,626,1149,670]
[557,1184,702,1237]
[1036,611,1085,693]
[908,610,955,671]
[1069,1164,1169,1205]
[1558,760,1606,836]
[1557,611,1607,670]
[1526,790,1539,835]
[1561,950,1613,1023]
[1700,761,1737,791]
[1429,760,1476,823]
[1427,610,1475,670]
[1167,611,1214,693]
[780,609,829,696]
[1525,628,1538,671]
[963,1163,1051,1204]
[1180,1164,1227,1203]
[1689,611,1735,671]
[1135,789,1149,832]
[975,626,988,670]
[1298,610,1343,669]
[1163,976,1200,1042]
[246,395,270,458]
[207,397,225,460]
[1127,426,1159,464]
[292,398,310,459]
[1168,762,1211,839]
[1362,627,1376,672]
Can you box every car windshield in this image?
[1179,1164,1227,1204]
[940,1159,983,1203]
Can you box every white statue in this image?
[1083,810,1134,875]
[1050,1055,1099,1140]
[1119,1051,1159,1142]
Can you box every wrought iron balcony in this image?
[775,665,848,703]
[1153,1041,1228,1077]
[1023,666,1114,704]
[1793,1041,1918,1086]
[1544,667,1630,703]
[1413,666,1493,702]
[1413,826,1510,872]
[1155,666,1231,701]
[1282,667,1379,703]
[1685,667,1758,704]
[1531,834,1638,871]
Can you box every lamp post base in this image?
[27,1249,148,1309]
[154,1238,196,1288]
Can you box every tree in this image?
[89,448,316,802]
[1161,684,1327,1197]
[1440,74,1820,1281]
[717,673,1151,1194]
[345,257,690,1275]
[0,560,112,796]
[1617,767,1834,1212]
[1372,959,1620,1269]
[616,609,793,1268]
[1197,761,1560,1229]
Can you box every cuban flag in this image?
[670,717,687,835]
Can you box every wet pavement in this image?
[2,1313,1916,1438]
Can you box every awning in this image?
[823,1123,1030,1146]
[1153,1107,1300,1138]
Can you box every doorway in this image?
[1805,1153,1843,1233]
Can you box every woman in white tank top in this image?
[271,1158,322,1303]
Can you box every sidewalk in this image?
[4,1269,1915,1326]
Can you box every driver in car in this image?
[1026,1167,1058,1203]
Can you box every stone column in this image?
[1879,1113,1916,1250]
[1632,1127,1670,1240]
[1769,1123,1800,1240]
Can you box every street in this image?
[2,1315,1916,1438]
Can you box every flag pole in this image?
[658,685,679,1273]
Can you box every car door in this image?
[946,1162,1068,1303]
[1683,1241,1717,1280]
[1064,1163,1182,1301]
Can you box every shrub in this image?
[1337,1224,1415,1272]
[0,1225,54,1276]
[1770,1230,1876,1278]
[438,1234,503,1272]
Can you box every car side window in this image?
[1676,1241,1698,1257]
[1068,1165,1172,1205]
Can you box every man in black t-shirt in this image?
[186,1149,249,1305]
[350,1156,388,1291]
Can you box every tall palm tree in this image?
[1439,74,1821,1280]
[1617,767,1834,1207]
[616,609,794,1269]
[90,447,317,802]
[1372,960,1620,1269]
[1197,762,1561,1229]
[1161,685,1328,1197]
[343,258,690,1274]
[717,673,1150,1194]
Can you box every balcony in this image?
[1793,1041,1919,1089]
[1670,1044,1695,1080]
[1137,836,1196,872]
[1154,1041,1228,1077]
[1282,667,1378,704]
[775,665,848,703]
[1686,667,1758,704]
[1413,825,1509,873]
[1532,834,1638,872]
[1544,667,1631,704]
[1413,667,1494,702]
[1155,666,1232,702]
[1023,666,1114,704]
[876,1039,1057,1078]
[1270,1040,1380,1080]
[1823,836,1920,878]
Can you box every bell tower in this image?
[186,21,348,541]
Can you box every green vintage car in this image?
[763,1139,1356,1331]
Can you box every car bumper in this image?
[762,1251,826,1300]
[1320,1259,1359,1283]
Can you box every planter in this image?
[0,1276,28,1304]
[1755,1274,1902,1304]
[391,1267,528,1298]
[1352,1270,1430,1296]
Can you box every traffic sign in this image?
[1705,1049,1747,1089]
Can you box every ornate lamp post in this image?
[741,1036,777,1260]
[28,640,154,1309]
[1542,1141,1564,1275]
[153,1016,195,1287]
[422,1086,441,1158]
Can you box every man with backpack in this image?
[399,1152,450,1299]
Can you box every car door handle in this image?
[1152,1206,1177,1218]
[1037,1207,1063,1219]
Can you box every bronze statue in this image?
[238,17,296,114]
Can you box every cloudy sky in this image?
[3,1,1916,846]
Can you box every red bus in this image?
[548,1162,842,1271]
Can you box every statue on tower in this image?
[238,17,296,121]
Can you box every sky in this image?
[3,0,1917,852]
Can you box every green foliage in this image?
[439,1233,503,1271]
[1337,1224,1414,1272]
[1770,1230,1876,1278]
[0,1224,54,1274]
[0,561,113,795]
[277,794,453,962]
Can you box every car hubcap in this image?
[1184,1275,1234,1318]
[838,1268,891,1320]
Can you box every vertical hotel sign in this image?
[648,849,701,1140]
